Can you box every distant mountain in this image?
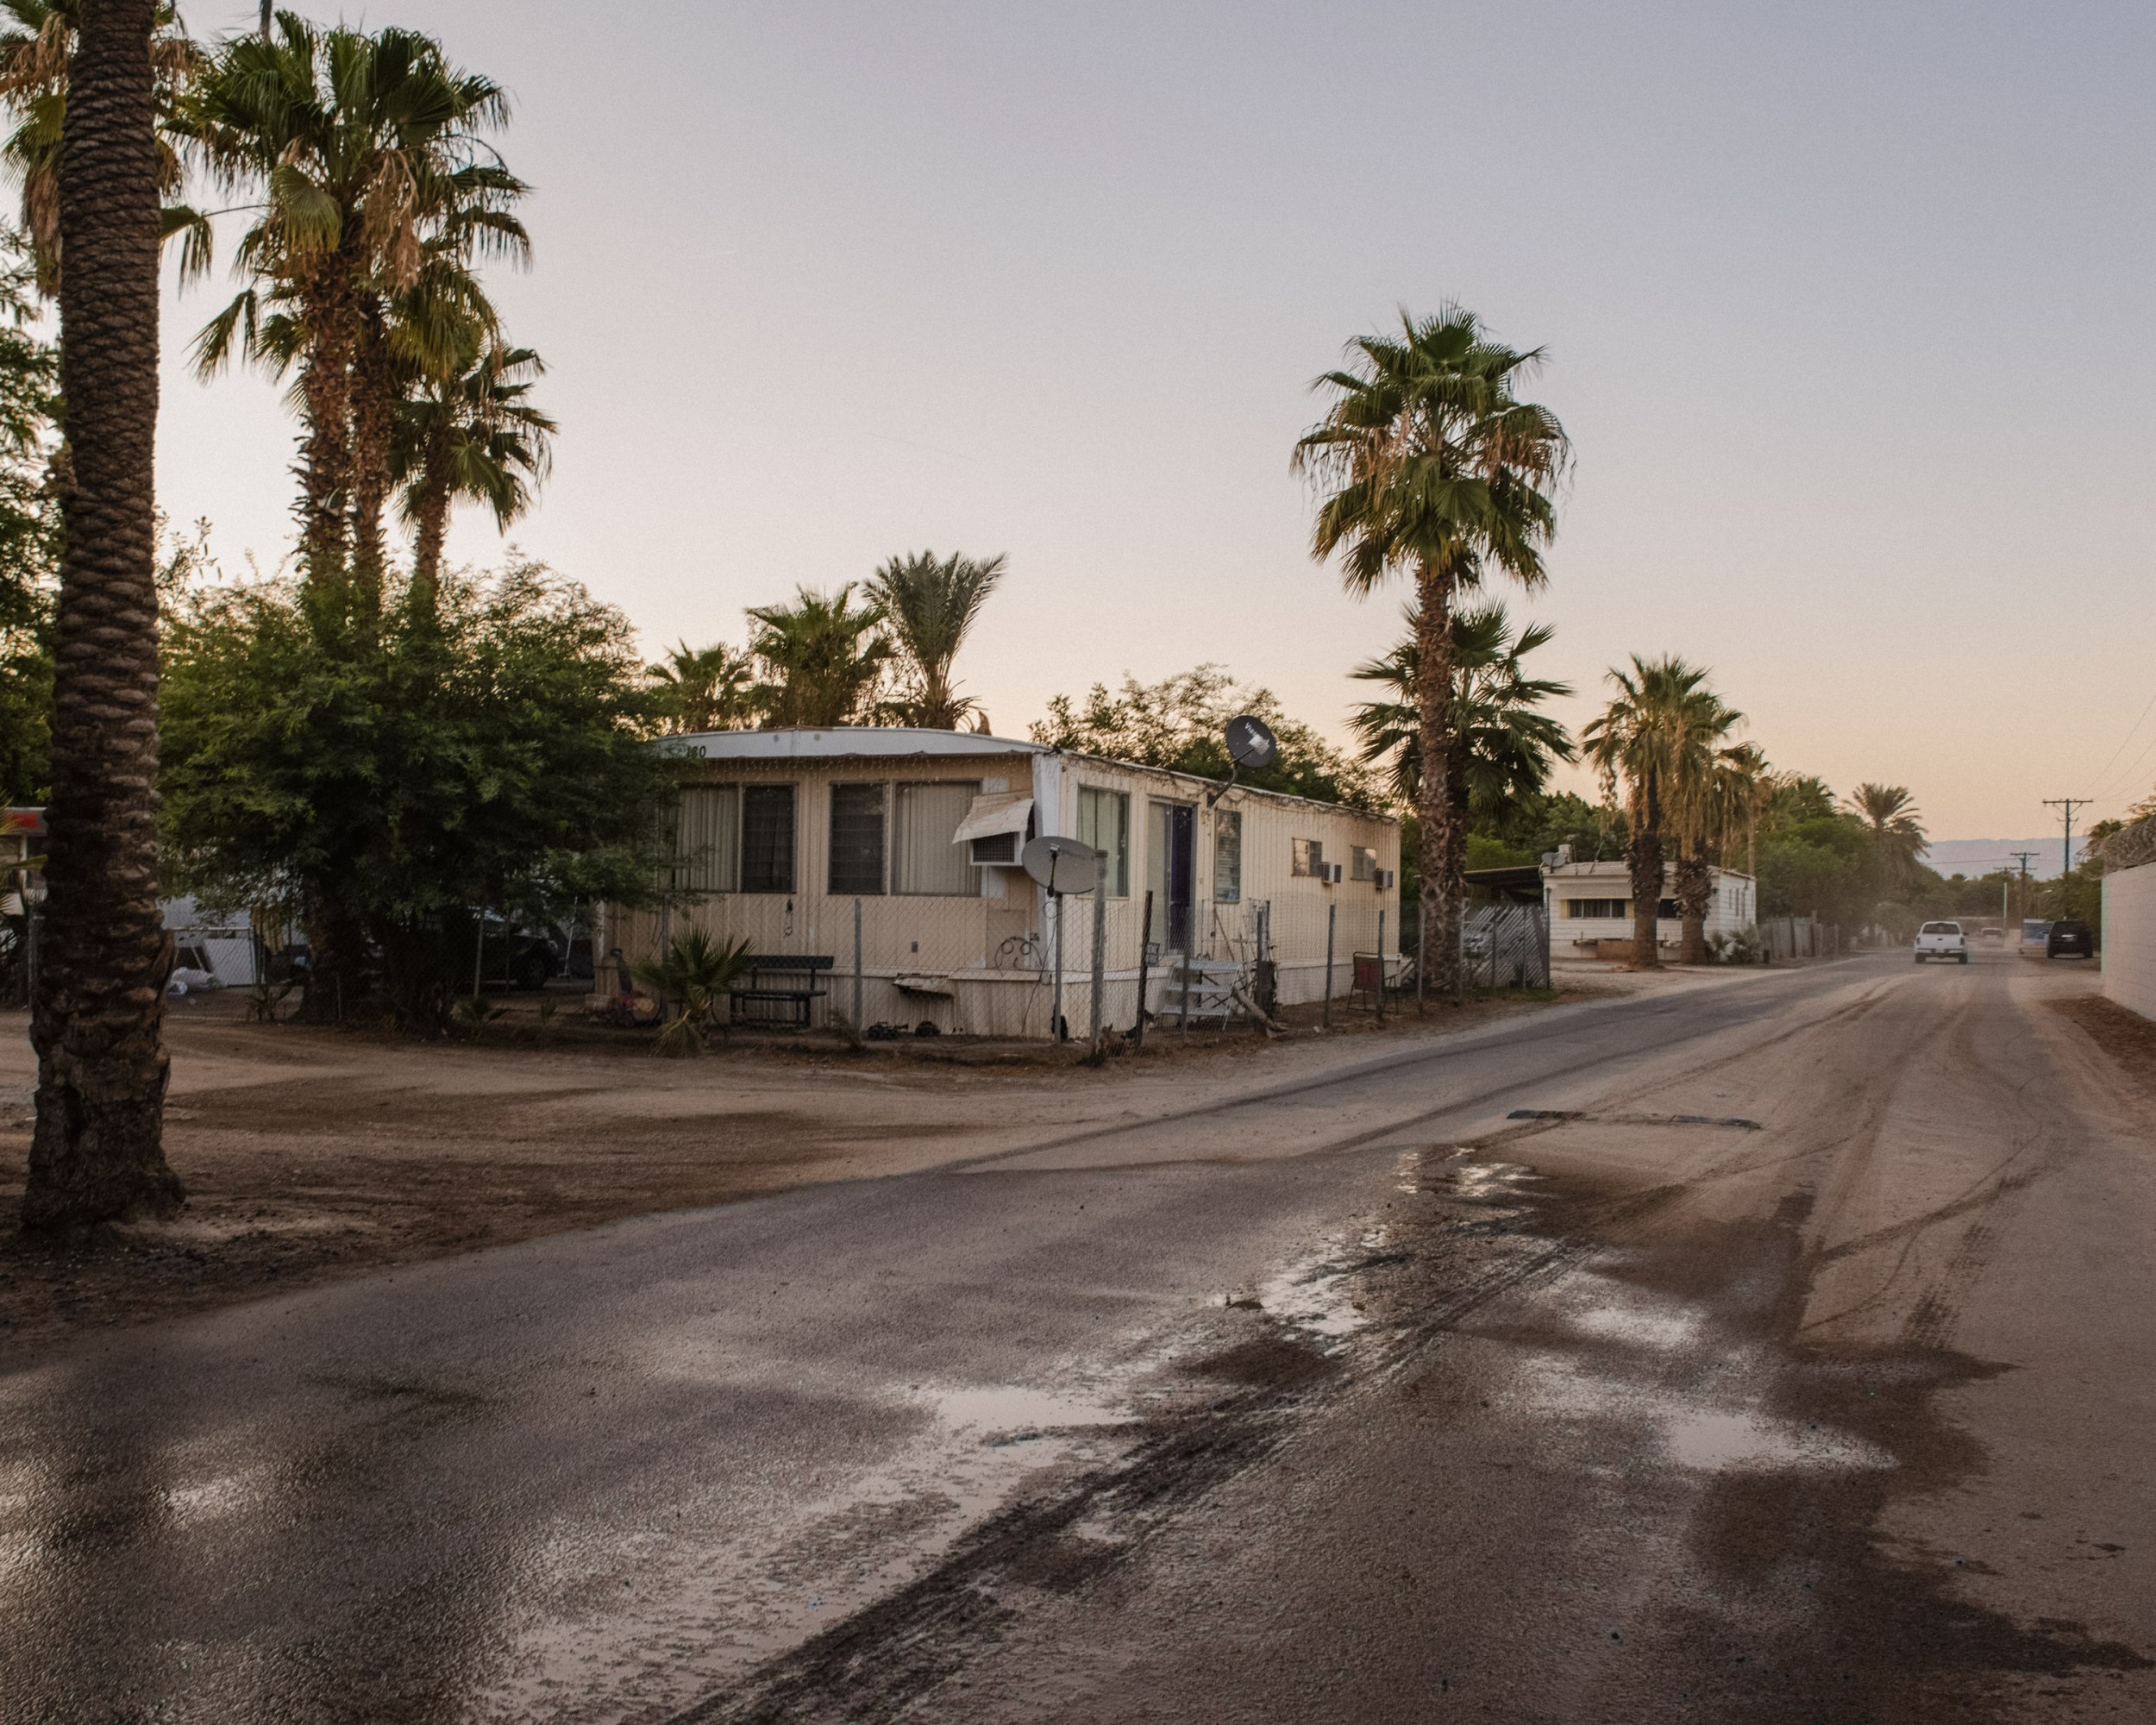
[1921,837,2085,881]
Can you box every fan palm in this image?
[865,549,1005,728]
[392,336,553,609]
[1580,656,1730,969]
[24,0,185,1226]
[747,584,889,728]
[1349,599,1574,825]
[1667,715,1748,963]
[1295,307,1570,994]
[1846,782,1926,889]
[178,18,517,612]
[650,638,758,734]
[0,0,198,296]
[630,927,752,1057]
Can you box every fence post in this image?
[1089,866,1107,1055]
[1051,890,1066,1042]
[1133,890,1154,1050]
[1323,901,1336,1031]
[852,897,863,1030]
[1376,909,1386,1026]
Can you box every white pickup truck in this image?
[1915,920,1971,964]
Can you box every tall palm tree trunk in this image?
[1627,774,1663,970]
[408,462,450,614]
[24,0,184,1227]
[1676,842,1711,963]
[344,301,395,624]
[1413,567,1460,996]
[296,253,360,619]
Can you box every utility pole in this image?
[2042,799,2090,881]
[2008,850,2038,923]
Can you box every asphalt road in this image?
[5,950,2152,1723]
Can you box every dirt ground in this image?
[0,978,1618,1359]
[2050,990,2156,1095]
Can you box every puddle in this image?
[1665,1409,1890,1473]
[1253,1237,1379,1340]
[921,1384,1126,1439]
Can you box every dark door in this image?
[1149,801,1196,951]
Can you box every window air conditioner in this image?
[1326,862,1344,885]
[1374,868,1395,889]
[969,831,1019,866]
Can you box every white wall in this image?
[2103,861,2156,1021]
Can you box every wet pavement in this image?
[4,952,2153,1722]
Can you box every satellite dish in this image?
[1225,714,1278,771]
[1020,834,1100,896]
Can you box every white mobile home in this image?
[607,729,1400,1038]
[1545,857,1755,963]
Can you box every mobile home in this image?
[607,729,1401,1038]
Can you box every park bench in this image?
[728,954,835,1029]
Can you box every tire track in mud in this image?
[661,1162,1667,1725]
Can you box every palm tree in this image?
[392,337,553,609]
[1581,656,1727,970]
[747,584,889,728]
[1847,782,1926,889]
[651,638,757,733]
[1668,716,1747,963]
[1721,742,1772,881]
[1349,598,1574,818]
[179,18,515,611]
[1295,307,1570,993]
[0,0,198,297]
[23,0,185,1226]
[865,549,1005,728]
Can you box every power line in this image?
[2084,688,2156,800]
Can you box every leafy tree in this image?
[1295,307,1570,992]
[650,637,757,733]
[1030,663,1380,810]
[1846,782,1926,889]
[747,583,889,727]
[0,225,57,806]
[161,558,677,1034]
[24,0,184,1226]
[866,548,1005,729]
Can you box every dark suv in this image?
[2046,919,2095,960]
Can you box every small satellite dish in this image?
[1225,714,1278,771]
[1020,834,1100,897]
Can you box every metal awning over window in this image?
[952,793,1033,845]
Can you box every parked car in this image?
[2046,919,2095,960]
[2019,918,2053,959]
[1979,925,2007,945]
[1915,920,1970,964]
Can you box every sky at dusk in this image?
[158,2,2156,841]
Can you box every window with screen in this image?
[1291,837,1324,878]
[740,784,795,893]
[893,781,979,895]
[1078,787,1130,897]
[1566,899,1628,919]
[1213,810,1241,902]
[671,785,740,892]
[828,782,886,895]
[1351,844,1376,882]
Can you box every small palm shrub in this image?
[631,929,754,1056]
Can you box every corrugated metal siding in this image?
[608,746,1399,1038]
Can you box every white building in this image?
[606,729,1401,1038]
[1545,857,1756,963]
